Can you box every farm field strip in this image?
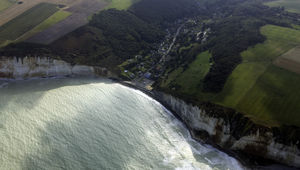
[0,0,15,12]
[218,25,300,126]
[16,10,71,42]
[0,0,79,27]
[274,46,300,74]
[264,0,300,14]
[214,25,300,106]
[236,65,300,126]
[162,25,300,126]
[0,3,59,44]
[26,0,108,44]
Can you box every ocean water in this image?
[0,78,244,170]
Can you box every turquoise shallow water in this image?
[0,78,243,170]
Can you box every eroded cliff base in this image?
[151,91,300,168]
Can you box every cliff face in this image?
[1,56,299,167]
[0,56,111,79]
[154,91,300,168]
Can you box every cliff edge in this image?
[153,91,300,168]
[0,56,112,79]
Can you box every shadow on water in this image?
[1,77,244,170]
[0,77,115,136]
[19,79,246,170]
[0,77,114,110]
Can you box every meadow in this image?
[264,0,300,14]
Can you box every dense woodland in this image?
[129,0,200,25]
[0,0,299,91]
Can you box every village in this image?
[118,17,211,90]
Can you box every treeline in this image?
[129,0,200,25]
[0,8,163,70]
[0,0,201,72]
[0,42,53,57]
[203,16,266,92]
[89,9,164,58]
[1,0,298,86]
[155,0,298,93]
[198,0,296,92]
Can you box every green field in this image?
[162,25,300,127]
[105,0,139,10]
[293,24,300,30]
[236,65,300,126]
[214,25,300,126]
[0,0,15,12]
[161,51,212,95]
[0,3,59,44]
[18,10,71,42]
[265,0,300,14]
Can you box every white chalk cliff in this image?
[0,56,109,79]
[154,92,300,168]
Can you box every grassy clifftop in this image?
[160,25,300,127]
[1,0,300,128]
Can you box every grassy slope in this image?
[0,0,15,12]
[161,51,212,95]
[0,3,59,44]
[105,0,139,10]
[17,10,71,42]
[265,0,300,14]
[293,24,300,30]
[215,25,300,126]
[175,51,212,95]
[161,25,300,127]
[237,65,300,126]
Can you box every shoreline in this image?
[117,80,254,167]
[116,79,299,170]
[0,76,298,169]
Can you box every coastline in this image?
[0,58,299,169]
[117,80,254,167]
[116,79,300,169]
